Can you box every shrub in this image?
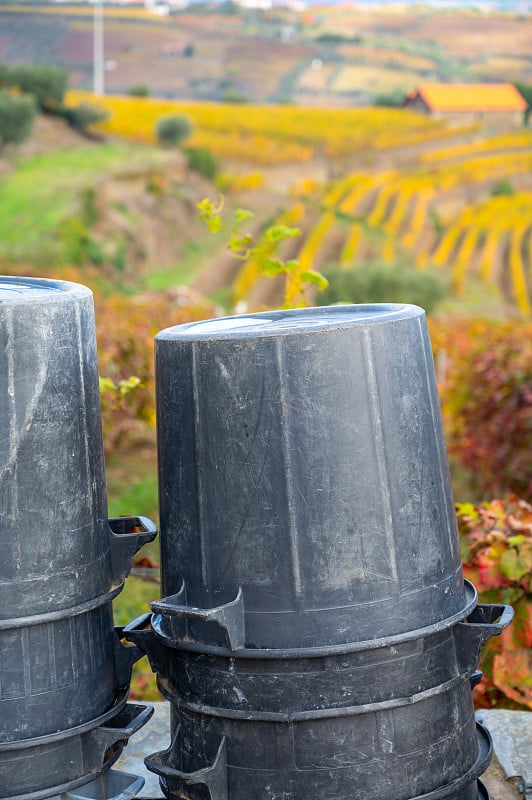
[155,114,193,147]
[0,62,11,88]
[60,103,110,134]
[128,84,150,97]
[491,178,514,197]
[217,171,264,194]
[513,80,531,124]
[95,290,217,455]
[317,263,448,314]
[184,146,219,180]
[9,64,68,111]
[221,88,249,104]
[0,90,37,152]
[374,90,405,107]
[457,496,531,710]
[429,208,444,235]
[56,216,92,265]
[431,319,532,499]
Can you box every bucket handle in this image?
[123,613,169,676]
[464,603,514,639]
[470,670,483,690]
[456,603,514,674]
[86,703,154,770]
[113,624,154,687]
[109,515,157,585]
[145,732,228,800]
[151,585,245,651]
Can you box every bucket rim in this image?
[150,578,477,660]
[0,584,124,631]
[408,723,492,800]
[0,689,129,752]
[155,303,425,342]
[0,276,92,306]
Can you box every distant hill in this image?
[0,3,530,104]
[300,1,531,8]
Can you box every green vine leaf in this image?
[265,225,301,243]
[235,208,255,222]
[300,270,329,289]
[262,257,285,276]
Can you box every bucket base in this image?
[48,770,144,800]
[0,701,153,800]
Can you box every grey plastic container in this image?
[47,769,145,800]
[0,592,152,743]
[154,305,466,651]
[0,699,153,800]
[0,277,154,618]
[144,684,490,800]
[0,277,156,791]
[126,598,513,715]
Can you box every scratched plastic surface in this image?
[0,277,153,791]
[144,696,490,800]
[154,304,465,651]
[0,277,112,615]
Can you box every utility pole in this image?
[93,0,104,96]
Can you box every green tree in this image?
[0,90,37,153]
[513,81,531,125]
[317,263,448,314]
[374,89,405,107]
[184,146,219,180]
[59,103,109,134]
[9,64,68,111]
[491,178,514,197]
[0,62,11,88]
[128,84,150,97]
[155,114,193,147]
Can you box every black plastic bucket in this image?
[0,278,154,617]
[0,593,149,742]
[0,699,153,800]
[144,693,491,800]
[154,305,466,651]
[0,277,156,793]
[126,599,512,715]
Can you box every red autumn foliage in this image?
[429,318,532,500]
[94,288,217,455]
[457,496,532,710]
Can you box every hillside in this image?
[0,4,531,103]
[1,86,530,711]
[2,99,530,318]
[0,117,220,292]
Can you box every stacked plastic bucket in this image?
[128,304,513,800]
[0,278,156,800]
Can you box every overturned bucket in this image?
[0,277,156,798]
[155,305,468,651]
[140,304,511,800]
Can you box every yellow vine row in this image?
[432,226,463,268]
[452,227,479,296]
[340,222,364,267]
[285,211,336,306]
[508,224,532,317]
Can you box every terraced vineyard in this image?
[67,91,459,164]
[232,140,532,316]
[65,92,532,315]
